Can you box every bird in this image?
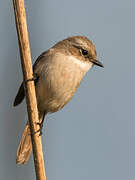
[14,36,104,164]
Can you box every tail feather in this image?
[16,113,45,164]
[16,123,32,164]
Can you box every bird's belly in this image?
[36,65,84,112]
[37,70,84,113]
[36,54,89,113]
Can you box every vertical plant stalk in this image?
[12,0,46,179]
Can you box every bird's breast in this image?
[36,53,92,112]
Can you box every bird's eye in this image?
[81,49,88,56]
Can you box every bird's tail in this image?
[16,113,45,164]
[16,123,32,164]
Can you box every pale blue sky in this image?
[0,0,135,179]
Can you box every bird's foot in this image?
[25,76,37,83]
[31,122,43,136]
[24,73,39,84]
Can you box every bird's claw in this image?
[31,122,43,136]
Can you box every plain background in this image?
[1,0,135,179]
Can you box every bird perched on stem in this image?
[14,36,104,164]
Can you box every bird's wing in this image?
[13,50,51,106]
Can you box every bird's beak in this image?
[90,59,104,68]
